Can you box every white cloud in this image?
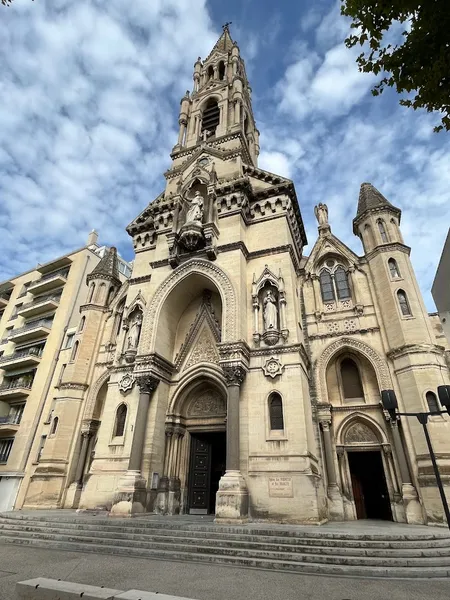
[0,0,217,278]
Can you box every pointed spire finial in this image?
[222,21,232,31]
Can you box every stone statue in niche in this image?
[314,203,329,226]
[263,290,278,331]
[127,312,142,350]
[186,191,204,224]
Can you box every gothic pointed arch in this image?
[140,259,238,355]
[336,412,387,446]
[124,290,146,320]
[83,370,111,421]
[316,337,392,403]
[166,365,227,418]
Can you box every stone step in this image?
[1,534,449,579]
[1,521,449,557]
[1,514,448,543]
[3,528,450,569]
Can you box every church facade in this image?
[16,27,450,525]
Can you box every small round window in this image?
[326,259,335,268]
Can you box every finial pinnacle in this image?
[222,21,232,31]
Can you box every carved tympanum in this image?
[345,422,379,445]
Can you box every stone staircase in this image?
[1,512,450,579]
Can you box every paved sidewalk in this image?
[0,542,449,600]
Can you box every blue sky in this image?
[1,0,449,310]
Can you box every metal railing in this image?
[8,318,53,337]
[30,267,69,285]
[0,377,34,391]
[0,414,22,425]
[0,346,44,364]
[20,292,62,311]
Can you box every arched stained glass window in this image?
[335,267,351,300]
[114,404,127,437]
[320,270,335,302]
[397,290,412,316]
[378,220,389,243]
[269,393,284,430]
[426,392,439,414]
[388,258,401,278]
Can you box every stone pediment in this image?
[174,293,221,371]
[185,323,220,369]
[304,232,360,274]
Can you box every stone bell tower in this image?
[173,23,260,163]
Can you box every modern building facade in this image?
[4,27,450,526]
[432,229,450,345]
[0,232,130,511]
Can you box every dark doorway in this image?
[188,432,226,514]
[348,450,393,520]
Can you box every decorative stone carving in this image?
[186,328,219,368]
[345,422,379,445]
[142,259,237,351]
[222,365,247,387]
[262,356,284,379]
[189,392,225,416]
[136,375,159,394]
[118,373,135,393]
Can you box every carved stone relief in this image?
[345,422,379,445]
[186,327,219,368]
[189,392,225,416]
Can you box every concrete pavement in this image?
[0,542,449,600]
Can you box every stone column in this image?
[320,419,344,520]
[128,376,158,471]
[110,375,159,517]
[215,365,248,523]
[388,418,425,524]
[177,118,187,146]
[320,421,337,485]
[75,430,92,487]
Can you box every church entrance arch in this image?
[162,376,227,515]
[337,417,394,522]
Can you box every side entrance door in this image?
[188,435,212,514]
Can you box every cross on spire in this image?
[222,21,232,31]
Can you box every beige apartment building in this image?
[0,233,131,511]
[2,26,450,526]
[432,229,450,345]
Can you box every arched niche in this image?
[316,337,392,404]
[141,259,237,358]
[325,350,379,406]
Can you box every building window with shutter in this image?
[426,391,440,414]
[388,258,401,279]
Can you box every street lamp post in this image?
[381,385,450,531]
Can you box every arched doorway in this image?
[339,419,393,521]
[161,374,227,516]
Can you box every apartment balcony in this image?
[0,346,43,371]
[28,267,69,295]
[8,318,53,344]
[0,377,33,399]
[0,414,21,434]
[18,292,61,319]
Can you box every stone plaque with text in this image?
[268,475,293,497]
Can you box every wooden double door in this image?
[348,450,392,521]
[188,432,226,514]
